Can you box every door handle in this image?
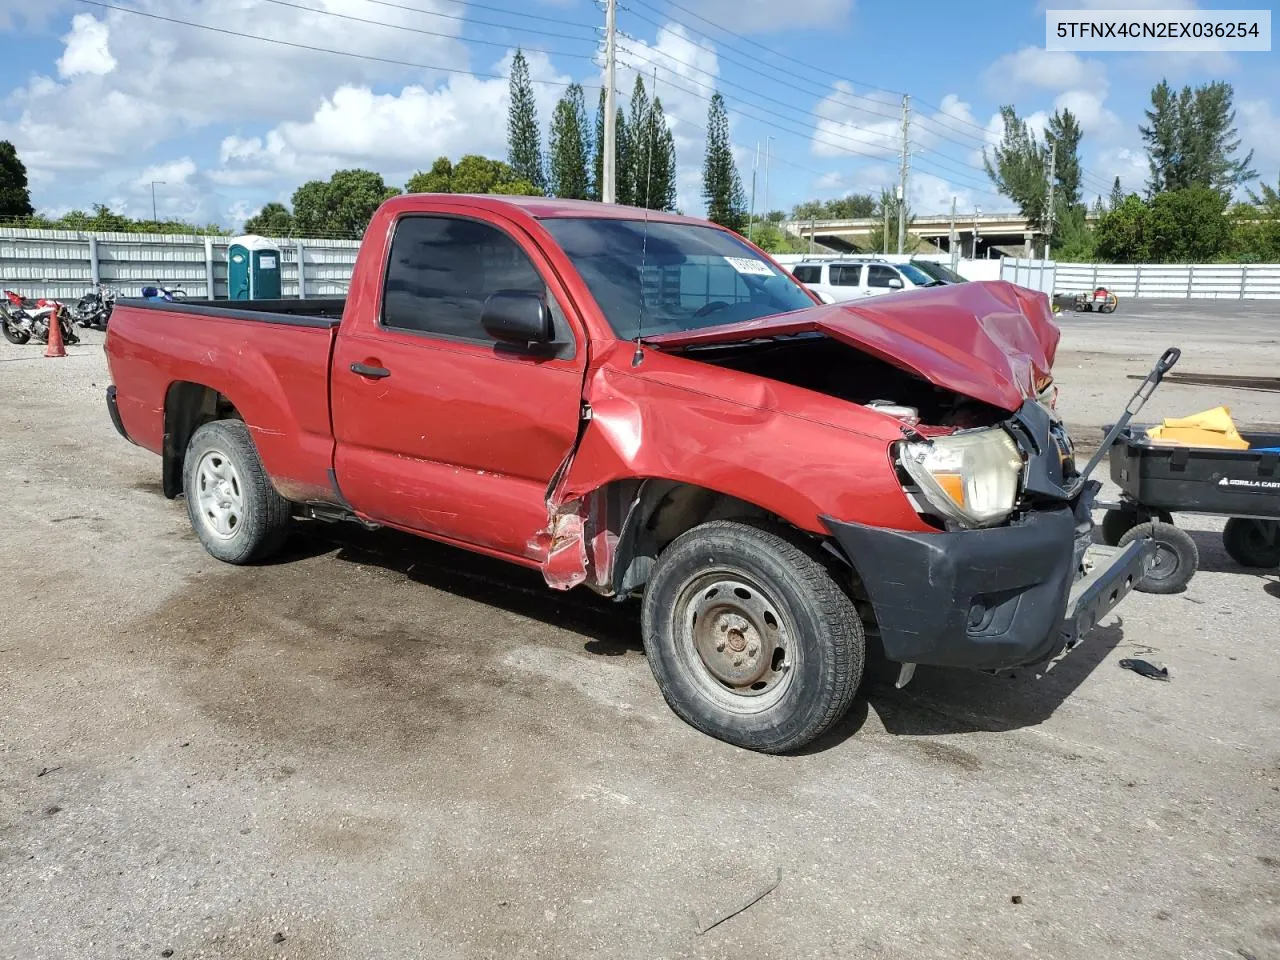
[350,361,391,379]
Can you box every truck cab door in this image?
[330,212,586,562]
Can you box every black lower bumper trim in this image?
[822,507,1149,671]
[105,385,134,445]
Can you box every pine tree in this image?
[626,76,651,209]
[1110,176,1125,211]
[549,83,591,200]
[640,97,677,211]
[983,105,1049,232]
[1045,108,1082,211]
[702,92,746,231]
[1141,79,1255,197]
[506,49,545,193]
[592,87,606,202]
[1188,81,1255,193]
[0,141,33,219]
[1140,80,1181,196]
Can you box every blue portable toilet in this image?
[227,235,282,300]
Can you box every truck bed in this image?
[107,298,344,505]
[120,297,346,326]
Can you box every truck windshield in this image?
[540,217,817,339]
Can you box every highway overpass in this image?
[785,211,1101,257]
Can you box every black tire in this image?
[640,520,864,754]
[1222,518,1280,569]
[1100,509,1139,547]
[1119,521,1198,594]
[2,319,29,345]
[182,419,291,564]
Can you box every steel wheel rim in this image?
[1148,540,1179,581]
[673,570,797,713]
[194,449,245,540]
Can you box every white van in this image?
[788,258,941,303]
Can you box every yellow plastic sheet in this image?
[1145,406,1250,450]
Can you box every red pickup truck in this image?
[105,195,1152,753]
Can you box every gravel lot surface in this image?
[1,304,1278,960]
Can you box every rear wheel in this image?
[1119,521,1198,594]
[1222,518,1280,569]
[641,520,864,754]
[183,419,291,564]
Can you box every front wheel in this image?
[1119,521,1198,594]
[641,520,864,753]
[183,419,292,564]
[1,319,30,345]
[1222,518,1280,569]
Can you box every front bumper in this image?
[822,506,1154,671]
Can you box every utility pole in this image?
[948,195,958,270]
[602,0,617,204]
[883,201,890,255]
[896,94,910,255]
[809,214,816,254]
[973,206,982,258]
[1045,142,1057,260]
[747,141,759,241]
[150,181,165,224]
[762,135,774,222]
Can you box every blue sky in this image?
[0,0,1276,229]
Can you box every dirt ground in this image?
[1,301,1278,960]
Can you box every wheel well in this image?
[607,480,783,596]
[162,382,241,498]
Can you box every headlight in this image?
[899,428,1024,528]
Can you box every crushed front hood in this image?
[646,280,1060,412]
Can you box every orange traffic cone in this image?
[45,305,66,358]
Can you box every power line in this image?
[356,0,600,40]
[634,0,1118,201]
[258,0,600,60]
[617,53,994,195]
[617,42,994,187]
[73,0,601,89]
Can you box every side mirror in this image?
[481,291,553,345]
[887,277,904,289]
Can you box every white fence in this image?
[0,227,360,300]
[1001,258,1280,300]
[4,227,1279,302]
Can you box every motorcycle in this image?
[70,282,117,330]
[1,290,80,346]
[140,284,187,302]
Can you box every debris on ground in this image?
[692,869,782,935]
[1119,658,1171,681]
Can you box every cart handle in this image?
[1069,346,1181,496]
[1155,347,1181,376]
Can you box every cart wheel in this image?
[1119,521,1198,594]
[1100,508,1172,546]
[1222,518,1280,569]
[1101,509,1139,546]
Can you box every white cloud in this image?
[1237,99,1279,182]
[986,47,1107,94]
[1052,89,1120,138]
[57,14,116,78]
[213,50,570,188]
[1091,146,1148,197]
[1,0,473,187]
[136,157,198,189]
[674,0,852,35]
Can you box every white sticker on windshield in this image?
[723,256,774,277]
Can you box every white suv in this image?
[789,259,940,303]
